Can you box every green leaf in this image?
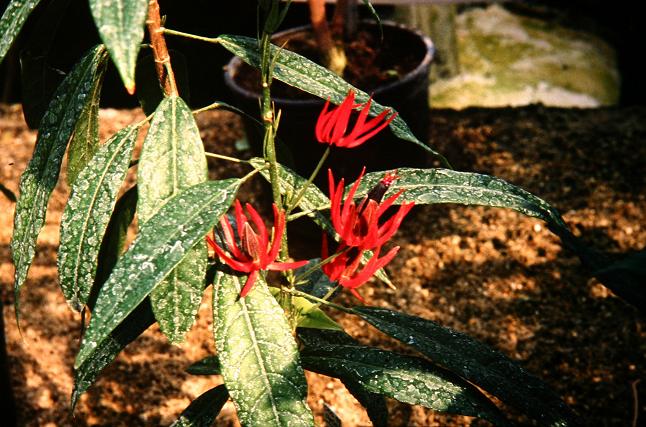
[10,45,108,318]
[269,287,342,331]
[361,1,382,36]
[298,329,388,427]
[18,0,70,129]
[139,95,208,343]
[299,332,508,425]
[92,185,138,297]
[0,0,42,63]
[213,272,314,427]
[354,168,570,232]
[342,377,388,427]
[75,179,239,368]
[170,385,229,427]
[354,307,578,426]
[217,34,446,161]
[58,125,139,310]
[89,0,148,92]
[72,298,155,410]
[186,356,221,376]
[66,59,106,186]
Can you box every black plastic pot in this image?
[224,21,434,186]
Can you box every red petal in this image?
[240,270,259,298]
[245,202,269,254]
[212,244,253,273]
[266,205,285,264]
[315,99,332,142]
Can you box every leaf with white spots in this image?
[170,385,229,427]
[10,45,108,317]
[138,95,208,344]
[58,125,139,311]
[298,329,509,426]
[0,0,42,62]
[298,329,388,427]
[353,168,569,231]
[66,61,106,186]
[354,307,579,426]
[75,179,239,368]
[89,0,148,92]
[217,34,445,160]
[72,298,155,410]
[93,185,138,293]
[213,272,314,427]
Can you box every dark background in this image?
[0,0,644,109]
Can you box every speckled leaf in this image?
[299,342,507,425]
[139,95,208,344]
[75,179,239,368]
[72,298,155,410]
[355,307,578,427]
[0,0,41,62]
[92,185,137,295]
[217,34,443,158]
[251,157,393,287]
[298,329,388,427]
[89,0,147,92]
[170,385,229,427]
[353,168,570,232]
[186,356,221,376]
[58,125,139,311]
[11,45,108,317]
[213,272,314,427]
[66,61,106,186]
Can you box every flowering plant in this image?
[3,0,637,425]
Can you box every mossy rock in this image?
[430,4,619,109]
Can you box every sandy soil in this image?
[1,103,645,426]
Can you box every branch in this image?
[146,0,178,96]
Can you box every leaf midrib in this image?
[67,129,132,305]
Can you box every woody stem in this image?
[146,0,178,96]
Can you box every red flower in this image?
[328,168,414,250]
[321,236,399,302]
[321,169,414,301]
[315,90,397,148]
[207,200,307,297]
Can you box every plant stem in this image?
[286,145,330,215]
[259,33,282,209]
[204,152,246,164]
[146,0,178,96]
[162,28,218,44]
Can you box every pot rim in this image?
[223,20,434,107]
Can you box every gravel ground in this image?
[1,103,645,426]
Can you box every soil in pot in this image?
[225,21,434,187]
